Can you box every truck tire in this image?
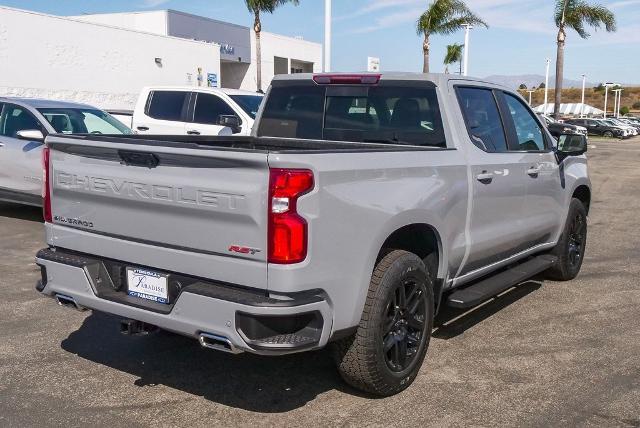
[547,198,588,281]
[332,250,434,396]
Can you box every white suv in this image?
[132,87,263,137]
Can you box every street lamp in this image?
[462,24,472,76]
[324,0,331,72]
[603,82,616,119]
[544,59,551,114]
[526,89,536,106]
[580,74,586,118]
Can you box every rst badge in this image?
[228,245,261,256]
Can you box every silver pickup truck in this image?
[35,73,591,396]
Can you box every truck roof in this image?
[272,72,510,90]
[141,86,262,96]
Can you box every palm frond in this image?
[555,0,616,38]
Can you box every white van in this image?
[131,87,263,136]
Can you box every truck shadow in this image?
[0,202,42,222]
[60,280,543,411]
[433,280,543,339]
[61,312,352,412]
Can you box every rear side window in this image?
[146,91,188,121]
[258,83,446,146]
[0,104,42,138]
[192,93,236,125]
[456,87,508,152]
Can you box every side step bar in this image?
[447,254,557,309]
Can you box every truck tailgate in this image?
[46,135,269,288]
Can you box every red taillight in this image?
[42,146,52,222]
[268,168,314,264]
[312,74,381,85]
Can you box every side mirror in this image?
[16,129,45,142]
[218,115,241,133]
[557,133,587,157]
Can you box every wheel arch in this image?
[572,184,591,215]
[375,222,445,313]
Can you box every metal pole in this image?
[604,85,609,119]
[544,59,550,114]
[580,74,586,118]
[462,24,472,76]
[324,0,331,72]
[613,90,619,118]
[527,90,535,106]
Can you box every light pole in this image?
[527,89,536,106]
[324,0,331,72]
[580,74,586,118]
[603,82,615,119]
[462,24,472,76]
[613,88,623,118]
[544,59,551,114]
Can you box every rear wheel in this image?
[547,198,588,281]
[332,250,434,396]
[603,130,614,138]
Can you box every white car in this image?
[132,87,263,137]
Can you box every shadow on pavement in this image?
[61,312,354,412]
[0,202,42,223]
[60,280,544,410]
[433,280,543,339]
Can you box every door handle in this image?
[476,171,493,184]
[187,130,201,135]
[136,126,149,131]
[527,167,540,177]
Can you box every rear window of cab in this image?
[257,82,446,147]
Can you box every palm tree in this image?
[553,0,615,117]
[416,0,487,73]
[444,43,464,75]
[245,0,299,92]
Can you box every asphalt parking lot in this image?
[0,137,639,427]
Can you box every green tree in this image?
[444,43,464,74]
[519,83,527,90]
[417,0,487,73]
[553,0,616,117]
[620,106,630,116]
[539,82,546,89]
[245,0,299,92]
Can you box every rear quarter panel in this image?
[267,149,468,331]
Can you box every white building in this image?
[0,6,322,110]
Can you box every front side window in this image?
[38,108,132,135]
[0,104,42,138]
[146,91,188,121]
[503,93,546,151]
[229,95,263,119]
[456,87,508,152]
[258,83,446,146]
[192,93,236,125]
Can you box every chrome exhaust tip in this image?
[198,332,242,354]
[55,294,85,311]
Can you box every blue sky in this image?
[2,0,639,83]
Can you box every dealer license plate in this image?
[127,268,169,304]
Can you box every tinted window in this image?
[193,93,235,125]
[229,95,263,119]
[258,84,446,146]
[146,91,188,121]
[504,93,546,151]
[456,87,507,152]
[0,104,42,138]
[38,108,132,135]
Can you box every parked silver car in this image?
[0,97,131,206]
